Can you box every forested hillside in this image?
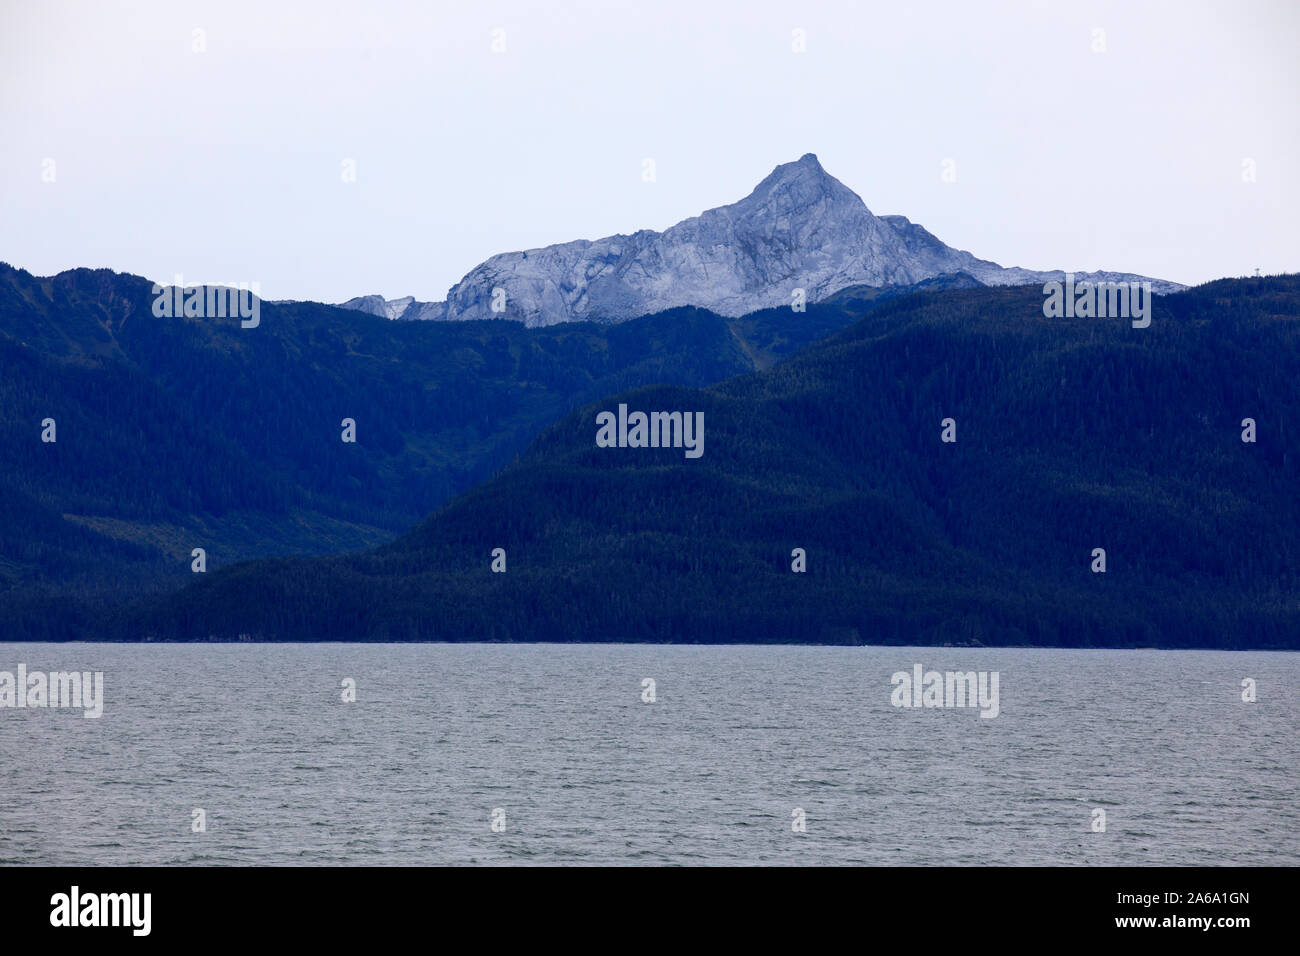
[0,262,942,637]
[118,276,1300,647]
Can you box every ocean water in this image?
[0,643,1295,866]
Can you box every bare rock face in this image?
[341,154,1183,326]
[338,294,415,320]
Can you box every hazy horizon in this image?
[2,0,1298,302]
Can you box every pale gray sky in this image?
[2,0,1297,302]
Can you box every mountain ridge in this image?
[118,275,1300,647]
[0,259,964,637]
[337,154,1185,326]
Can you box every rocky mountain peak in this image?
[338,156,1184,326]
[736,152,867,217]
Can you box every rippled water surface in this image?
[1,643,1295,865]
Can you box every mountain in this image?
[120,275,1300,648]
[338,154,1184,327]
[337,294,415,320]
[0,260,956,637]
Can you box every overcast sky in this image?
[2,0,1297,302]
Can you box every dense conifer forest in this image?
[106,276,1300,647]
[1,262,953,637]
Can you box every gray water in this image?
[0,643,1295,866]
